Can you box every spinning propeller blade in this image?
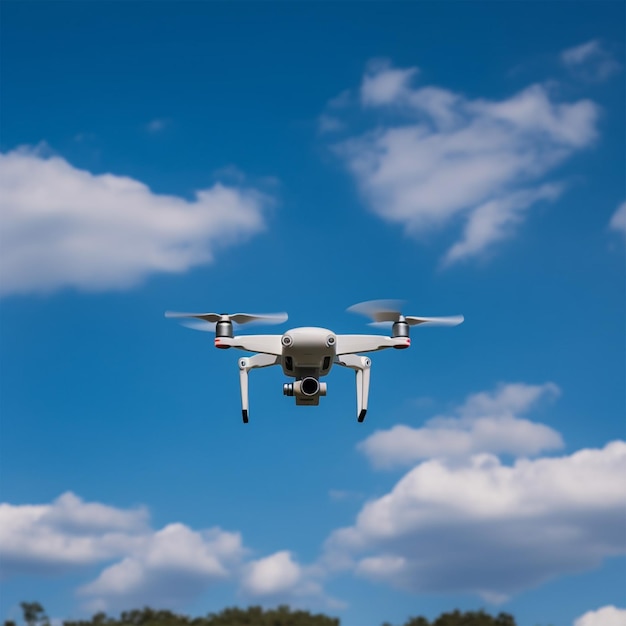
[165,310,288,331]
[347,299,406,323]
[348,299,463,327]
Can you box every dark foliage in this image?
[5,602,518,626]
[61,605,339,626]
[19,604,49,626]
[389,609,517,626]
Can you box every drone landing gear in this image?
[238,353,280,423]
[335,354,371,422]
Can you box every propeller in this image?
[165,310,288,331]
[348,299,464,327]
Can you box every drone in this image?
[165,300,463,423]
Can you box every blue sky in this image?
[0,3,625,626]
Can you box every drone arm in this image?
[238,353,280,423]
[335,334,409,355]
[217,335,283,355]
[335,354,372,422]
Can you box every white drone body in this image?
[166,300,463,423]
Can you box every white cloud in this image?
[240,550,331,607]
[562,41,603,66]
[361,60,419,107]
[0,147,272,296]
[0,492,334,611]
[610,201,626,238]
[358,382,563,469]
[40,491,148,534]
[443,184,562,265]
[241,551,303,596]
[330,62,598,265]
[561,40,621,82]
[454,381,560,418]
[79,524,244,611]
[326,441,626,600]
[0,492,244,610]
[574,605,626,626]
[0,492,148,576]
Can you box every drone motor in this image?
[392,317,410,340]
[215,320,234,339]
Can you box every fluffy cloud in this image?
[327,61,598,265]
[79,524,244,611]
[241,551,303,596]
[1,492,334,611]
[0,492,148,576]
[358,382,563,469]
[361,61,419,106]
[240,550,330,605]
[0,492,244,610]
[561,40,621,82]
[574,605,626,626]
[326,441,626,600]
[610,201,626,238]
[443,184,562,266]
[0,147,271,296]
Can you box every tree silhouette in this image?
[63,605,339,626]
[20,603,49,626]
[389,609,517,626]
[6,602,519,626]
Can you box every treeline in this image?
[7,602,518,626]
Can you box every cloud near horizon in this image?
[0,492,242,610]
[358,382,563,469]
[574,605,626,626]
[0,492,148,578]
[325,440,626,602]
[323,385,625,603]
[3,436,625,611]
[324,60,599,266]
[79,523,245,612]
[0,492,327,612]
[1,387,622,613]
[0,147,272,297]
[240,551,328,604]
